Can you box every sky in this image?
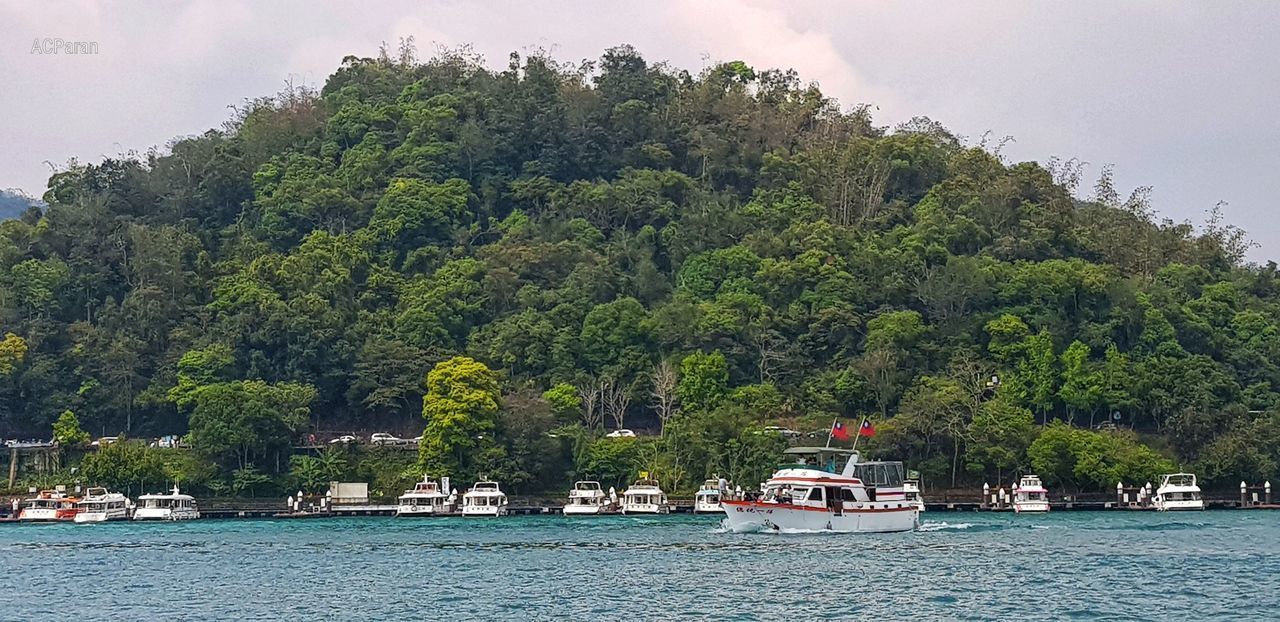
[1,0,1277,261]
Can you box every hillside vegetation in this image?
[2,44,1278,496]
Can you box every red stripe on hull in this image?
[721,500,917,514]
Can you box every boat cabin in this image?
[464,482,506,507]
[623,479,664,505]
[764,448,907,510]
[140,496,196,511]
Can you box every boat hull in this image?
[693,501,722,514]
[461,507,507,517]
[563,504,608,515]
[74,510,129,523]
[1013,502,1050,513]
[621,503,668,515]
[133,509,200,521]
[395,505,440,517]
[17,508,59,522]
[1153,500,1205,511]
[721,501,918,533]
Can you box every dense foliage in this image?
[2,44,1278,495]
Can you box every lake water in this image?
[1,511,1276,620]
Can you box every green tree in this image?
[187,380,317,471]
[677,350,728,414]
[543,383,582,423]
[0,333,27,377]
[418,356,502,477]
[52,410,90,446]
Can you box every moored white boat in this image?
[396,476,455,516]
[903,478,925,513]
[694,479,726,514]
[74,487,131,523]
[563,481,615,515]
[1152,473,1205,511]
[461,481,508,517]
[721,447,919,534]
[133,486,200,521]
[18,490,79,522]
[1012,475,1050,513]
[621,478,668,514]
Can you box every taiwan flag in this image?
[858,419,876,438]
[831,421,850,441]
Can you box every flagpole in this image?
[850,416,868,453]
[825,417,837,448]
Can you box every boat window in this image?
[840,488,858,502]
[806,488,824,502]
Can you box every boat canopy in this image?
[574,481,602,491]
[780,447,861,473]
[1160,473,1198,488]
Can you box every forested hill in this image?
[0,190,38,221]
[1,45,1278,494]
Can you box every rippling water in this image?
[1,511,1276,620]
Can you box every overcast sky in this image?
[2,1,1276,261]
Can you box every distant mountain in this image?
[0,189,39,220]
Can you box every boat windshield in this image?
[1163,474,1197,488]
[850,461,905,488]
[575,482,601,491]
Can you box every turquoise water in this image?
[1,512,1276,620]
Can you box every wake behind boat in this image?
[721,447,919,533]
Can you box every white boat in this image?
[903,478,925,513]
[563,481,615,515]
[18,490,79,522]
[396,476,455,516]
[621,478,668,514]
[1152,473,1205,511]
[694,479,726,514]
[461,481,508,517]
[721,447,919,533]
[133,486,200,521]
[1012,475,1050,513]
[74,487,131,523]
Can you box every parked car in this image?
[605,429,637,438]
[762,425,801,438]
[91,436,120,447]
[370,433,413,446]
[329,435,357,445]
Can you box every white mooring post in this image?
[982,483,990,509]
